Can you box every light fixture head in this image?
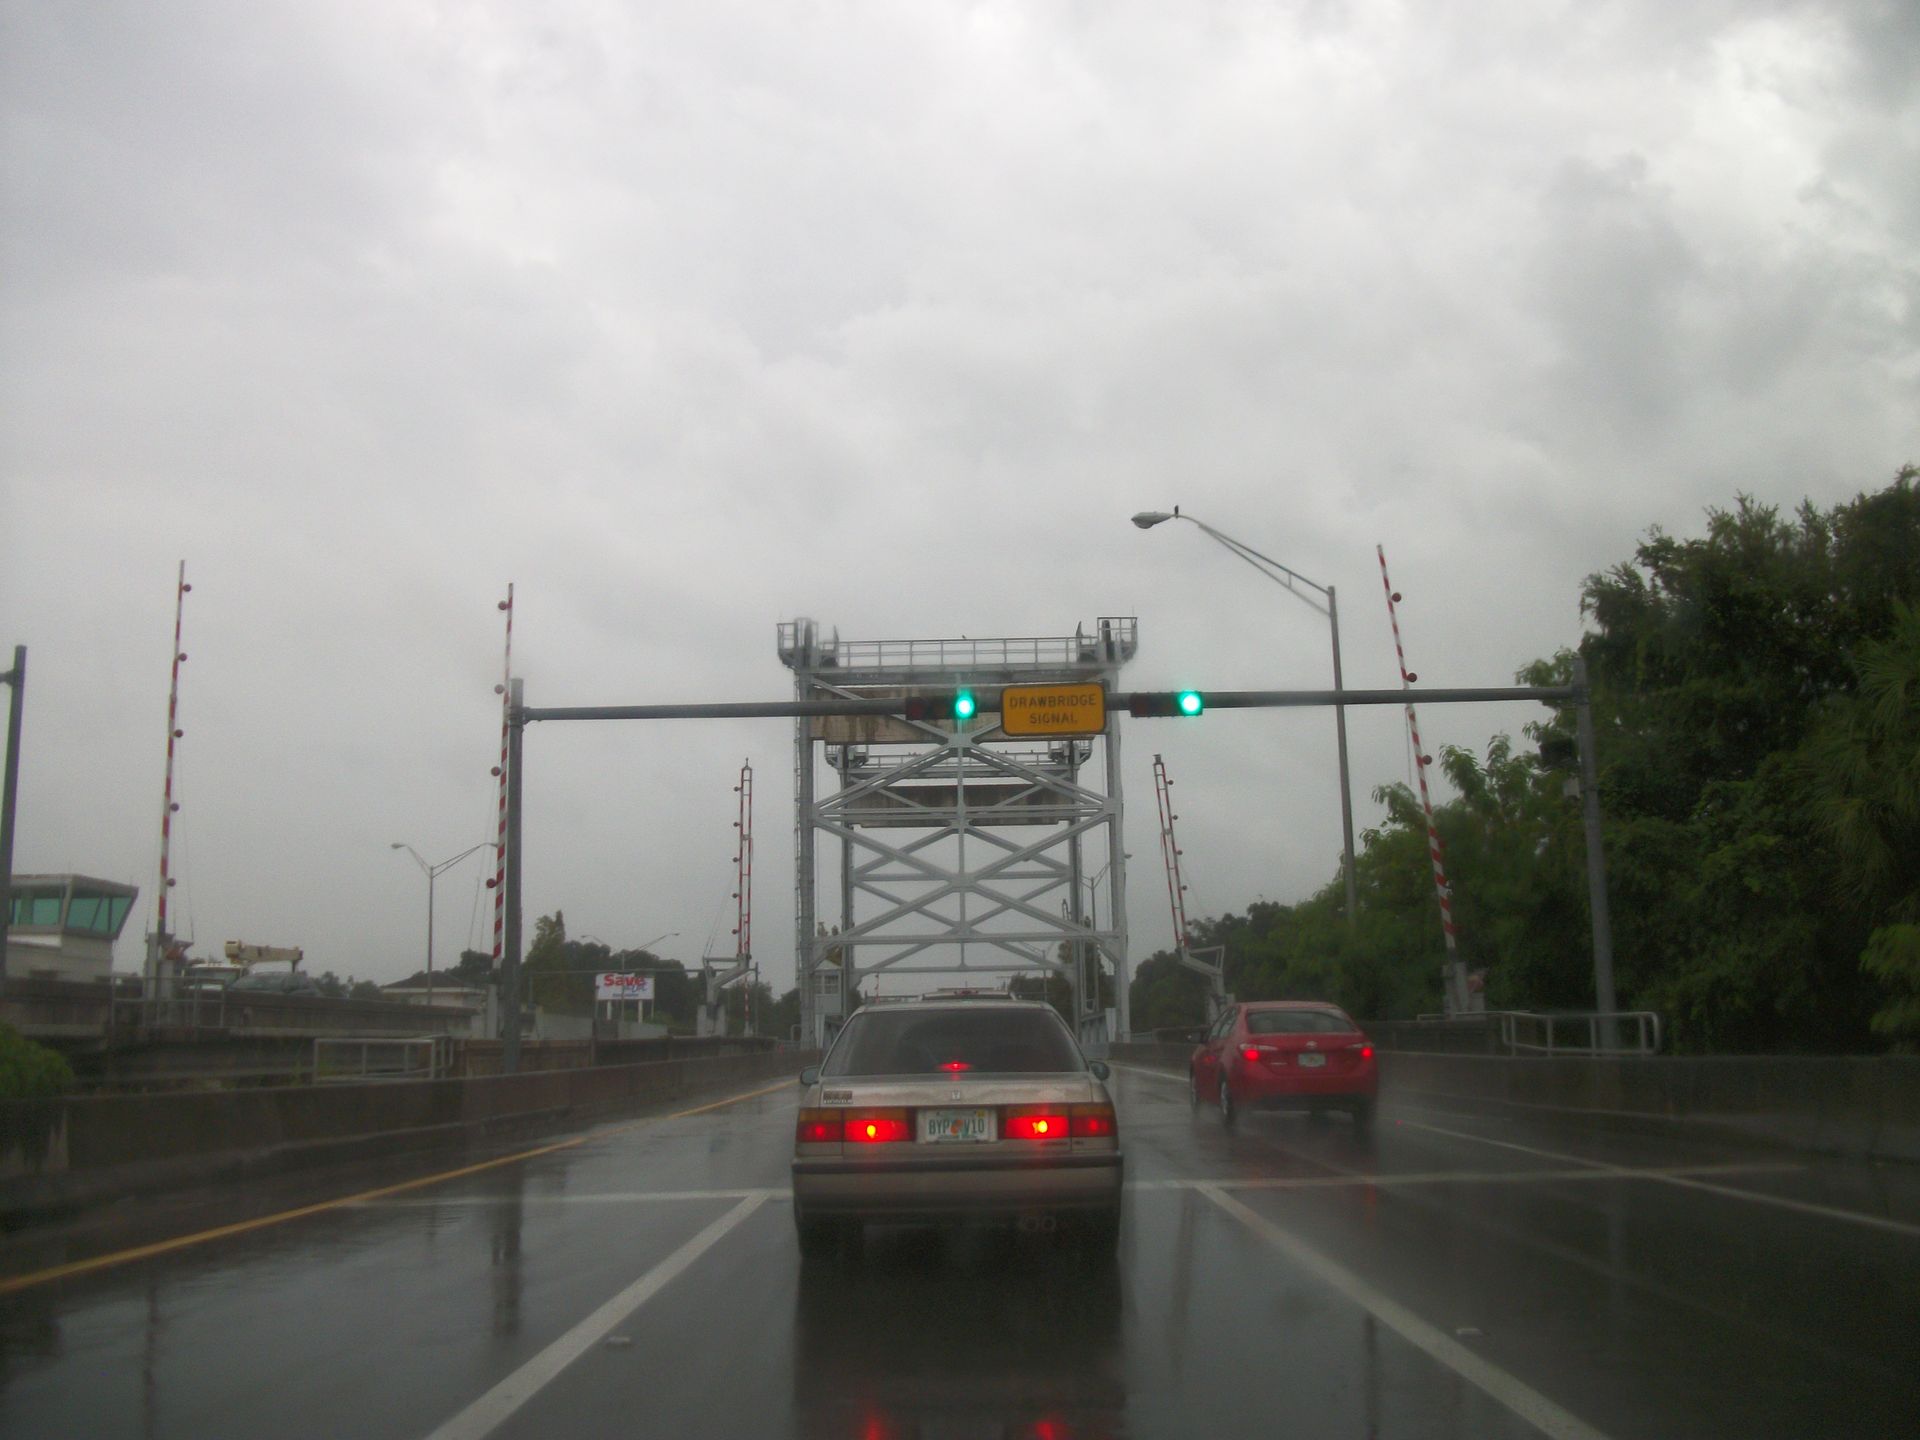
[1131,510,1176,529]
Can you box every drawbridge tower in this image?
[779,618,1139,1048]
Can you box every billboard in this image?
[595,972,654,1002]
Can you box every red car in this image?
[1189,1001,1378,1132]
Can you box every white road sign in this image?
[595,972,654,1002]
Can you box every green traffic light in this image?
[1177,690,1204,716]
[953,689,977,720]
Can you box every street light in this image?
[390,841,495,1007]
[1132,509,1360,928]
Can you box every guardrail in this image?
[314,1036,455,1083]
[1495,1010,1661,1056]
[1380,1011,1663,1057]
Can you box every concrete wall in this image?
[1107,1042,1192,1072]
[1,1046,816,1221]
[1108,1041,1920,1164]
[1381,1052,1920,1164]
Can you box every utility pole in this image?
[501,678,526,1075]
[1572,656,1618,1038]
[0,646,25,984]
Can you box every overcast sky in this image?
[3,1,1915,997]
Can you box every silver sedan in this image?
[791,999,1124,1256]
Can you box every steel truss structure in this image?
[779,618,1139,1048]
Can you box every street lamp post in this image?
[390,841,495,1008]
[1132,509,1360,928]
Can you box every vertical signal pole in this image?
[488,585,514,977]
[0,646,25,983]
[148,564,191,999]
[1378,548,1470,1017]
[501,677,525,1075]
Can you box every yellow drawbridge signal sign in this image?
[1000,683,1106,737]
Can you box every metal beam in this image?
[520,685,1574,724]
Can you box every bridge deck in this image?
[2,1068,1915,1438]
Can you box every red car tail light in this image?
[843,1110,911,1143]
[1069,1103,1117,1138]
[796,1109,843,1144]
[938,1060,971,1072]
[1241,1046,1261,1063]
[1347,1042,1375,1060]
[1004,1107,1069,1140]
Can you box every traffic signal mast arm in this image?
[519,683,1570,724]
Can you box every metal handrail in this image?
[1494,1009,1662,1056]
[780,619,1139,674]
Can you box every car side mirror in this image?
[1088,1060,1111,1081]
[799,1065,821,1087]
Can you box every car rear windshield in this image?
[823,1008,1085,1077]
[1246,1009,1355,1035]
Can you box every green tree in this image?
[452,949,495,985]
[1806,602,1920,1045]
[0,1022,73,1100]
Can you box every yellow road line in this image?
[0,1077,793,1296]
[609,1077,793,1127]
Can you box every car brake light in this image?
[1348,1042,1374,1059]
[843,1110,911,1143]
[1004,1108,1069,1140]
[939,1060,971,1072]
[1069,1103,1116,1138]
[796,1109,843,1144]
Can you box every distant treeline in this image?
[1130,466,1920,1054]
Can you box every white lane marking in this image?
[1398,1118,1920,1240]
[356,1187,787,1209]
[1196,1183,1615,1440]
[355,1164,1794,1208]
[424,1193,769,1440]
[1110,1062,1187,1083]
[1214,1161,1800,1190]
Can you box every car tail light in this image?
[1348,1042,1374,1060]
[843,1110,911,1143]
[1069,1103,1117,1138]
[938,1060,971,1072]
[796,1109,843,1144]
[1004,1107,1069,1140]
[1241,1046,1261,1062]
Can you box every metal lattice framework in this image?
[780,618,1138,1047]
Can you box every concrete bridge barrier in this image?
[1381,1052,1920,1164]
[1,1044,814,1225]
[1109,1041,1919,1164]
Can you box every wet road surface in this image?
[3,1066,1917,1438]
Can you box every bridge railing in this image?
[1495,1010,1662,1056]
[1379,1010,1663,1056]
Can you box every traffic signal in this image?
[1128,690,1206,718]
[903,690,981,722]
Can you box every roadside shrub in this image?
[0,1021,74,1100]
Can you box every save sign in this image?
[595,972,654,1002]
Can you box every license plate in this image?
[920,1108,995,1143]
[1297,1052,1326,1068]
